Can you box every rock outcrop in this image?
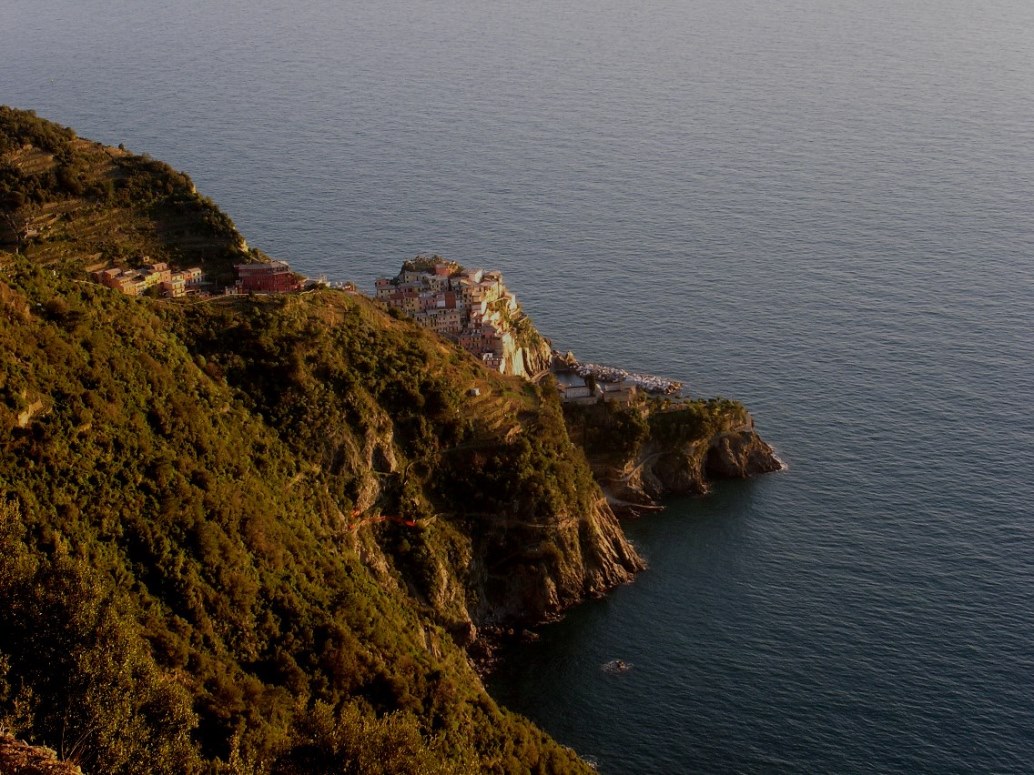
[469,497,643,627]
[499,325,552,378]
[706,428,783,480]
[0,734,82,775]
[565,395,781,516]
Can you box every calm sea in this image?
[5,1,1034,771]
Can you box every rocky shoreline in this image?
[562,395,782,519]
[599,425,783,517]
[467,394,781,674]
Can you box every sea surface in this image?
[5,1,1034,771]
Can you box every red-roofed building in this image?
[235,261,301,293]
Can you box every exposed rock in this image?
[707,428,783,479]
[464,499,645,674]
[0,734,82,775]
[567,397,781,516]
[501,330,552,378]
[16,394,45,429]
[470,498,643,627]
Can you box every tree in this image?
[0,196,40,254]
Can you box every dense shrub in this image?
[0,106,75,155]
[0,261,594,773]
[0,106,604,772]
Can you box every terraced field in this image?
[2,119,245,282]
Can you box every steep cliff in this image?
[0,107,636,773]
[564,394,782,515]
[0,107,778,773]
[176,290,643,644]
[498,319,553,378]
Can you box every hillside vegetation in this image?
[0,107,776,773]
[0,106,246,283]
[0,108,645,773]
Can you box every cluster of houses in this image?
[92,261,204,298]
[375,258,520,370]
[91,257,304,298]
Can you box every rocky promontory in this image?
[563,393,782,516]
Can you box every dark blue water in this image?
[6,1,1034,771]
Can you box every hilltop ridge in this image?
[0,107,247,283]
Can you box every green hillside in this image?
[0,106,246,282]
[0,108,642,773]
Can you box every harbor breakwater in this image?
[552,351,684,396]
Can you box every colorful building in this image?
[375,258,521,369]
[234,261,301,293]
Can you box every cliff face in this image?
[0,107,775,773]
[0,108,616,773]
[706,427,784,480]
[470,497,642,626]
[176,293,643,639]
[499,323,552,378]
[565,396,781,515]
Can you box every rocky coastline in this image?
[563,394,782,518]
[602,425,782,516]
[0,107,781,772]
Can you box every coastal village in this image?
[374,255,684,399]
[374,255,521,372]
[89,251,683,403]
[92,260,205,297]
